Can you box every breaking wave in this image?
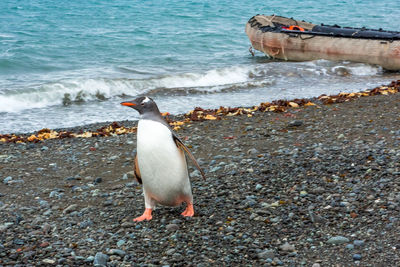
[0,61,384,113]
[0,65,266,113]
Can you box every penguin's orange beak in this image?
[120,102,136,107]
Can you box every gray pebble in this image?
[288,120,303,127]
[247,148,259,155]
[63,204,78,214]
[353,254,362,261]
[279,242,295,252]
[258,249,275,260]
[85,256,94,262]
[327,236,350,244]
[166,224,179,231]
[117,240,126,247]
[109,155,118,161]
[79,219,93,228]
[353,240,365,247]
[166,248,176,255]
[93,252,108,267]
[38,200,49,208]
[3,176,12,184]
[108,249,126,257]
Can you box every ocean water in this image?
[1,0,400,134]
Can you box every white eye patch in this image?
[142,97,151,104]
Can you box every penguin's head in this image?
[120,96,160,115]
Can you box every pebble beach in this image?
[1,82,400,266]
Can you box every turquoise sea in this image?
[1,0,400,133]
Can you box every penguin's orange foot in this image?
[181,203,194,217]
[133,208,152,222]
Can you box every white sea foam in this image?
[0,61,386,114]
[0,65,256,113]
[345,65,382,76]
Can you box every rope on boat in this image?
[267,14,276,23]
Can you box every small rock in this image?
[117,240,126,248]
[108,249,126,257]
[353,254,362,261]
[255,184,263,191]
[299,191,308,197]
[109,155,118,161]
[121,222,134,228]
[92,189,100,197]
[85,256,95,262]
[171,219,182,224]
[288,120,303,127]
[166,248,176,255]
[247,148,259,155]
[258,249,275,260]
[42,259,55,264]
[327,236,349,244]
[49,191,63,199]
[79,219,93,228]
[125,171,135,179]
[166,224,179,231]
[353,240,365,247]
[190,170,201,178]
[209,166,221,173]
[38,200,49,208]
[3,176,12,184]
[279,242,295,252]
[94,252,109,267]
[0,222,13,232]
[94,177,102,184]
[125,182,136,187]
[63,204,78,214]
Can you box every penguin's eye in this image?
[141,102,145,106]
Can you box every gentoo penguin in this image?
[121,97,206,221]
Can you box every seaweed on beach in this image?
[1,80,399,144]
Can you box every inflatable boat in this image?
[245,15,400,70]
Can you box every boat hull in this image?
[245,15,400,70]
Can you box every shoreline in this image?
[1,79,399,143]
[0,80,400,265]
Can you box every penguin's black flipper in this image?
[133,153,142,184]
[173,135,206,180]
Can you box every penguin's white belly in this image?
[137,119,192,206]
